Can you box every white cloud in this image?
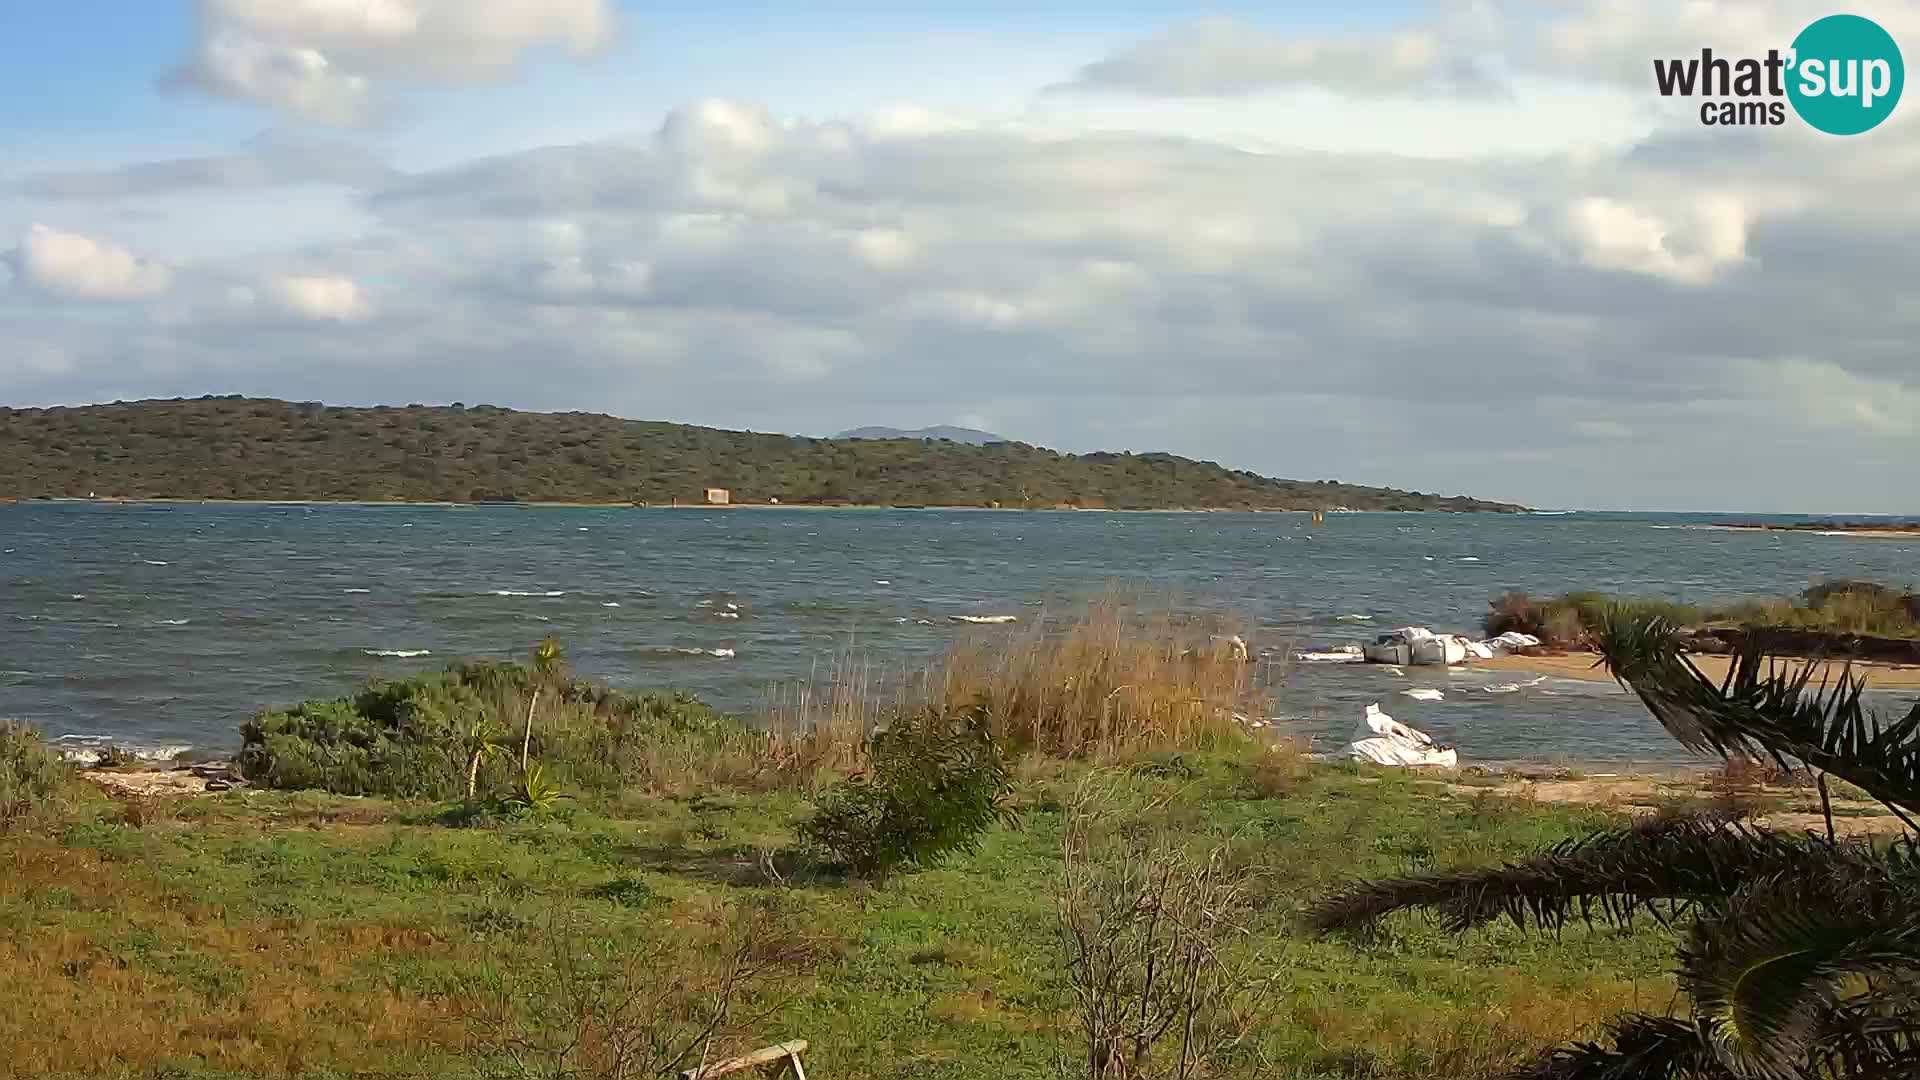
[162,0,619,125]
[19,133,392,199]
[852,228,915,269]
[1057,13,1504,99]
[10,224,173,299]
[265,274,369,320]
[1529,195,1750,285]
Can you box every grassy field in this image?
[1,752,1679,1080]
[3,602,1702,1079]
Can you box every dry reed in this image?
[759,595,1270,779]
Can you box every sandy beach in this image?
[1696,524,1920,539]
[1477,651,1920,690]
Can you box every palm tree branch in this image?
[1304,815,1882,936]
[1503,1014,1734,1080]
[1812,992,1920,1077]
[1593,613,1920,816]
[1680,876,1920,1078]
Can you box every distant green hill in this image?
[0,396,1527,511]
[836,425,1009,445]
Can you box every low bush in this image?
[1489,579,1920,652]
[1236,741,1310,800]
[0,721,71,826]
[800,703,1017,878]
[1485,591,1594,648]
[1484,591,1556,642]
[1487,591,1704,648]
[1782,578,1920,637]
[238,658,748,799]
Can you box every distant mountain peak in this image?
[835,425,1010,445]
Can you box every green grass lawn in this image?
[2,753,1678,1080]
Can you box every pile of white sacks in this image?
[1281,627,1550,769]
[1381,626,1541,664]
[1348,703,1458,768]
[1296,627,1542,666]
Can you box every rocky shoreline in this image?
[80,759,247,797]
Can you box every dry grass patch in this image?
[762,596,1269,785]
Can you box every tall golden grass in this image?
[762,595,1271,775]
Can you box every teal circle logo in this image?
[1788,14,1904,135]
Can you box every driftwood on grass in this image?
[678,1039,809,1080]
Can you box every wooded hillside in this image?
[0,397,1526,511]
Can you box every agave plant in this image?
[1305,610,1920,1079]
[462,720,505,800]
[519,637,565,771]
[503,763,567,816]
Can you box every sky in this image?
[2,1,1918,513]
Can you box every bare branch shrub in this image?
[1056,779,1278,1080]
[461,902,827,1080]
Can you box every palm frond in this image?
[1303,815,1881,935]
[1505,1015,1732,1080]
[1812,993,1920,1077]
[1593,612,1920,816]
[1681,873,1920,1079]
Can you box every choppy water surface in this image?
[3,503,1916,764]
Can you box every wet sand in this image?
[1476,651,1920,690]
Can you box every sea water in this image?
[3,503,1915,764]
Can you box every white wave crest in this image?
[950,614,1019,624]
[493,590,565,597]
[363,648,432,658]
[53,734,193,764]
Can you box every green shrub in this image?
[1485,591,1704,649]
[800,703,1017,878]
[1788,579,1920,636]
[1,721,71,825]
[1489,580,1920,651]
[238,656,744,799]
[1484,591,1550,640]
[238,678,479,798]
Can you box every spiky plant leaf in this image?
[1303,815,1883,936]
[1505,1015,1734,1080]
[1810,992,1920,1078]
[1593,612,1920,816]
[1680,870,1920,1078]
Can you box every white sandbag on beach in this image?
[1479,631,1543,655]
[1409,633,1470,666]
[1348,703,1457,768]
